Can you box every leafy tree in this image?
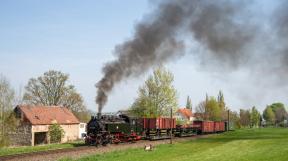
[130,67,178,117]
[195,95,223,121]
[186,96,192,110]
[0,75,17,147]
[217,90,227,120]
[48,123,65,143]
[267,103,287,124]
[239,109,251,127]
[250,106,260,127]
[206,97,222,121]
[263,106,275,125]
[23,70,89,122]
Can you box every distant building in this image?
[10,105,80,146]
[175,108,194,122]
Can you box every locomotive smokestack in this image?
[97,112,102,119]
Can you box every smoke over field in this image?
[96,0,288,113]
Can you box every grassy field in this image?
[61,128,288,161]
[0,140,84,156]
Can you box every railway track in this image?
[0,135,213,161]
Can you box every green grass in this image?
[61,128,288,161]
[0,140,84,156]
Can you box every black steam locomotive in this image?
[85,113,143,146]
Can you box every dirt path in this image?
[0,135,213,161]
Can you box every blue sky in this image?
[0,0,286,112]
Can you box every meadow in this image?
[0,140,84,156]
[61,128,288,161]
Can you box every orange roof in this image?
[16,105,80,125]
[177,108,193,119]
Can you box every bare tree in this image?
[23,70,89,121]
[195,101,207,120]
[0,75,16,147]
[275,108,287,125]
[239,109,251,127]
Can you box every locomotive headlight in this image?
[116,126,119,129]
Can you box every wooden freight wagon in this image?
[214,121,225,132]
[193,121,215,133]
[143,117,176,140]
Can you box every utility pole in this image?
[227,109,230,131]
[170,107,172,144]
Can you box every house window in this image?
[80,124,84,128]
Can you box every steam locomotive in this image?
[85,113,227,146]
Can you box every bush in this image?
[48,123,65,143]
[0,135,10,147]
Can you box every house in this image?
[10,105,80,146]
[175,108,194,122]
[79,122,87,139]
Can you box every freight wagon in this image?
[143,117,176,140]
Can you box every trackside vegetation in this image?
[0,141,84,156]
[60,128,288,161]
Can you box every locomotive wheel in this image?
[96,136,103,147]
[131,137,136,143]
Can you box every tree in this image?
[229,110,241,129]
[206,97,222,121]
[186,96,192,110]
[195,101,207,120]
[195,95,223,121]
[217,90,227,120]
[0,75,17,147]
[275,108,287,125]
[23,70,89,122]
[48,123,65,143]
[263,106,275,125]
[239,109,251,127]
[250,106,260,127]
[267,103,287,125]
[130,67,178,117]
[195,96,222,121]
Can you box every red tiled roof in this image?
[16,105,80,125]
[177,108,193,119]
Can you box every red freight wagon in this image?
[143,117,176,140]
[203,121,215,133]
[214,121,225,132]
[193,121,215,133]
[219,121,225,132]
[143,117,176,129]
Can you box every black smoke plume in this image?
[95,0,254,112]
[96,0,288,112]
